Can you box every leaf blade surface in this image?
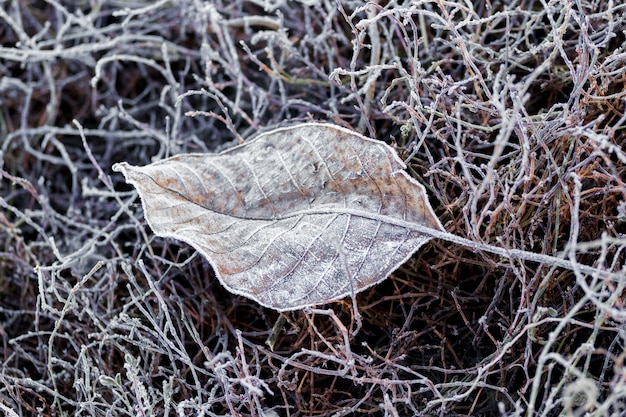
[113,123,443,311]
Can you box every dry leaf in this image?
[113,123,443,311]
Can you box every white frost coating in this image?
[112,123,444,311]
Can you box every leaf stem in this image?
[287,207,620,280]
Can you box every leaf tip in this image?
[111,162,129,174]
[112,163,137,184]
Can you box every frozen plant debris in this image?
[113,123,443,311]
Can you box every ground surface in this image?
[0,1,625,416]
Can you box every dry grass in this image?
[1,0,625,416]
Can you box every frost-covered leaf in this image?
[113,123,443,311]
